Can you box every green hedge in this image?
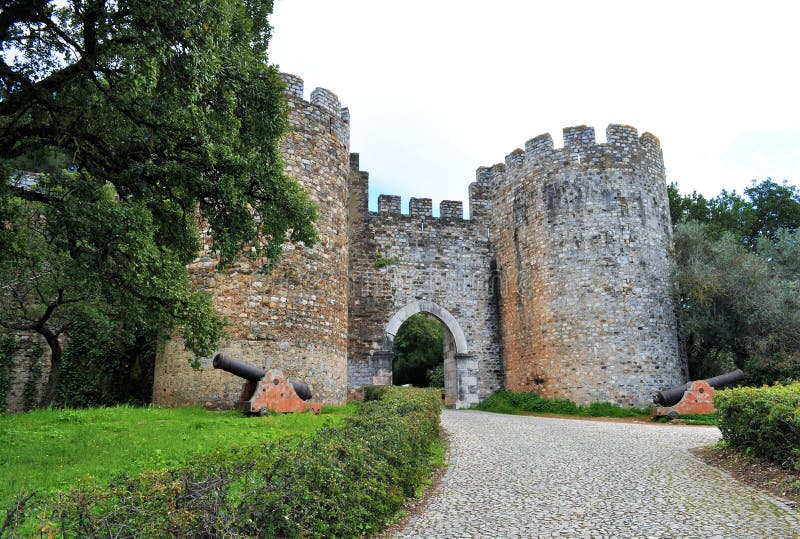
[474,389,649,418]
[3,387,441,538]
[714,382,800,471]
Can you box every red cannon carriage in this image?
[652,369,744,418]
[213,353,321,414]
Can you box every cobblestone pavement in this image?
[396,410,799,538]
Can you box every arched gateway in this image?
[148,75,685,413]
[374,301,477,409]
[346,157,504,409]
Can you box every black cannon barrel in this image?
[288,378,313,401]
[654,369,745,406]
[706,369,745,389]
[213,353,314,400]
[212,353,267,382]
[654,382,690,407]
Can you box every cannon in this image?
[652,369,744,418]
[213,353,320,414]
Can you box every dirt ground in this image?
[690,446,800,510]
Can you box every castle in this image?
[152,74,688,409]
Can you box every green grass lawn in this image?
[0,403,355,506]
[652,413,718,425]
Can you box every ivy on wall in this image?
[58,315,156,408]
[373,250,399,269]
[22,348,43,411]
[0,333,18,412]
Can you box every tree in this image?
[0,1,317,405]
[742,179,800,245]
[392,314,444,387]
[669,180,800,382]
[672,221,800,381]
[0,178,222,405]
[668,179,800,247]
[668,182,711,227]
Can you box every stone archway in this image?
[371,300,479,409]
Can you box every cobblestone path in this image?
[396,410,799,538]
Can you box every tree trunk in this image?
[38,327,63,408]
[732,343,749,371]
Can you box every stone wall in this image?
[6,70,689,412]
[488,125,687,407]
[152,74,351,408]
[2,332,50,412]
[152,118,686,410]
[347,155,503,405]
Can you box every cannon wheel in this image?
[668,410,679,420]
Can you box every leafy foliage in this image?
[669,180,800,383]
[392,313,444,387]
[743,354,800,387]
[373,249,399,269]
[0,178,225,405]
[672,222,800,378]
[0,1,318,405]
[58,313,155,407]
[669,179,800,247]
[20,353,42,411]
[715,383,800,471]
[426,364,444,388]
[2,388,441,538]
[475,390,650,418]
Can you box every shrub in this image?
[475,389,650,418]
[426,364,444,388]
[4,387,442,538]
[714,382,800,471]
[363,384,391,401]
[743,353,800,386]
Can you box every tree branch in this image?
[40,15,85,58]
[5,184,50,204]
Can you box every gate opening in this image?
[377,300,477,408]
[391,313,444,389]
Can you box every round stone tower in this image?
[153,74,350,407]
[490,124,687,407]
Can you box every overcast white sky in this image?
[269,0,800,214]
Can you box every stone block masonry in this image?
[488,125,687,406]
[147,76,687,411]
[152,74,351,408]
[2,332,51,412]
[3,74,687,412]
[347,155,502,407]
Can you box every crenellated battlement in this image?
[350,153,474,222]
[142,71,685,414]
[374,194,468,221]
[352,124,661,227]
[409,197,432,217]
[440,200,464,220]
[279,73,350,121]
[480,124,664,183]
[377,194,402,214]
[310,87,342,116]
